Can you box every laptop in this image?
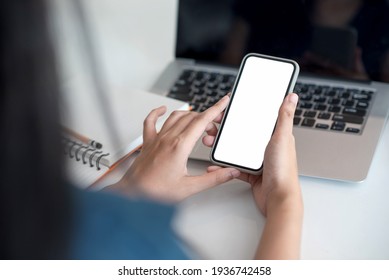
[150,0,389,182]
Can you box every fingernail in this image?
[288,93,299,105]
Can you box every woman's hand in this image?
[206,93,302,216]
[110,95,241,202]
[206,93,303,259]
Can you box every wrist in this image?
[266,187,303,218]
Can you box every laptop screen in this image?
[176,0,389,83]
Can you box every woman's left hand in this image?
[110,95,240,202]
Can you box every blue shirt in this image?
[70,188,188,259]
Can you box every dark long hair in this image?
[0,0,71,259]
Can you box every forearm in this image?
[255,196,303,260]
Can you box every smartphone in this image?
[210,53,299,174]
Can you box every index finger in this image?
[179,95,230,149]
[202,95,230,123]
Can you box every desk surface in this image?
[54,0,389,259]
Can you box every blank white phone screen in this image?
[213,56,295,170]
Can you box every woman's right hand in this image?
[244,93,301,216]
[206,93,302,216]
[205,93,303,259]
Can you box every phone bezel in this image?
[209,53,300,174]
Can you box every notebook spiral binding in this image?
[63,138,110,170]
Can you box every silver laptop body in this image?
[151,0,389,182]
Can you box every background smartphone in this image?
[210,53,299,174]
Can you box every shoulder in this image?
[69,188,188,260]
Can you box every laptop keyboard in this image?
[167,69,374,134]
[293,83,373,134]
[167,69,235,112]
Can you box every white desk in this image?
[54,0,389,259]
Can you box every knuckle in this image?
[279,105,295,119]
[173,135,185,146]
[188,111,199,118]
[195,113,207,123]
[159,134,172,145]
[162,135,184,150]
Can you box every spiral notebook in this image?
[62,87,189,188]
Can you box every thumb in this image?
[274,93,298,136]
[186,167,241,194]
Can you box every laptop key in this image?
[293,117,302,125]
[328,106,341,113]
[300,86,309,93]
[300,94,312,101]
[328,98,341,105]
[347,88,360,94]
[314,104,327,111]
[219,83,229,91]
[343,107,367,116]
[193,96,207,103]
[342,100,355,107]
[352,93,371,101]
[206,90,218,97]
[313,88,323,95]
[168,92,192,102]
[221,75,230,83]
[331,121,346,131]
[346,127,360,133]
[364,90,375,95]
[193,80,206,88]
[313,96,326,103]
[207,83,218,90]
[356,101,369,109]
[180,70,193,79]
[316,123,329,129]
[170,84,191,94]
[318,112,331,119]
[294,109,302,116]
[192,88,205,95]
[332,114,364,124]
[326,90,337,97]
[304,111,317,118]
[301,118,315,127]
[299,102,313,109]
